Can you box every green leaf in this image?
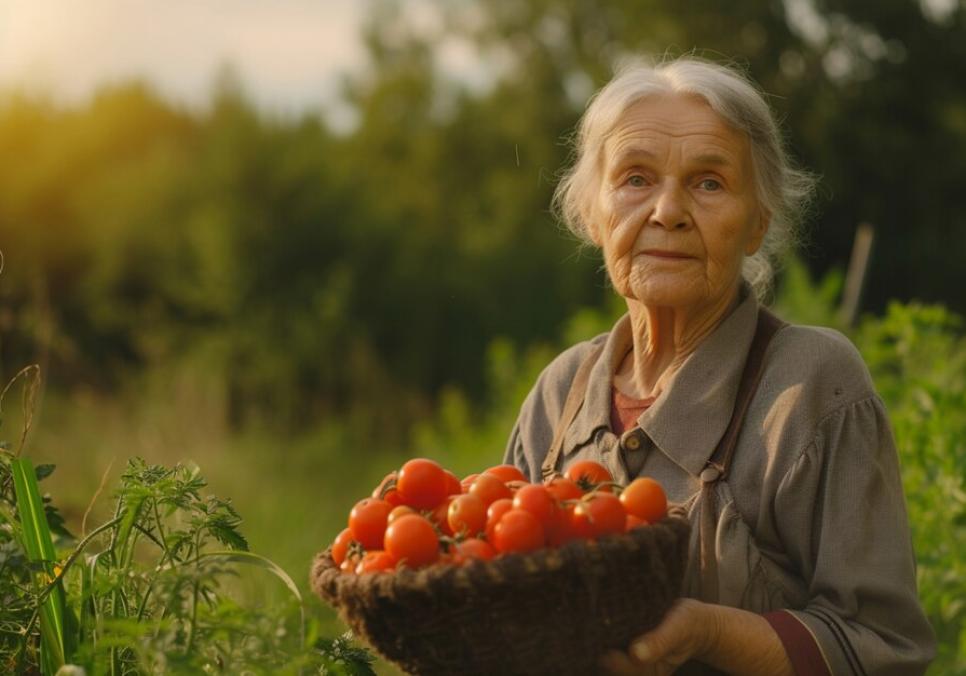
[44,503,73,541]
[34,464,56,481]
[207,518,249,551]
[11,458,67,671]
[316,632,377,676]
[203,498,248,551]
[114,494,147,569]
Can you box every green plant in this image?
[1,451,378,675]
[854,303,966,673]
[0,370,376,675]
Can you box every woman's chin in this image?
[623,280,704,311]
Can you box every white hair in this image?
[553,56,816,299]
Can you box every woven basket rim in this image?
[312,505,689,599]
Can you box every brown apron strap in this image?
[699,307,786,602]
[541,342,605,481]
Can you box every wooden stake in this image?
[838,222,875,327]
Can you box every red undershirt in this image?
[610,387,656,434]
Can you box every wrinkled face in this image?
[589,94,768,312]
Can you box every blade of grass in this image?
[80,552,95,657]
[166,550,306,648]
[85,551,106,655]
[0,363,41,459]
[11,457,67,673]
[197,550,303,604]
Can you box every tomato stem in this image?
[376,473,398,500]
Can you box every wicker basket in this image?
[311,507,690,676]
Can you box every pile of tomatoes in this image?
[330,458,668,574]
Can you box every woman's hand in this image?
[601,599,795,676]
[601,598,718,675]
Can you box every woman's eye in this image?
[698,178,722,191]
[627,175,646,187]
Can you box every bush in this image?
[854,303,966,672]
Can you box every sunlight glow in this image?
[0,0,365,115]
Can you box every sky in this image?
[0,0,369,121]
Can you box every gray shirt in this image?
[504,288,936,675]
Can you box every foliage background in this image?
[1,0,965,673]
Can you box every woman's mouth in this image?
[639,249,694,259]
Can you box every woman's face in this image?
[589,93,768,313]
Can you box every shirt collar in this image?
[561,314,633,454]
[562,286,760,478]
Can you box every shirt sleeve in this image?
[502,417,528,478]
[502,383,545,483]
[763,610,832,676]
[772,395,936,675]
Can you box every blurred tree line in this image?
[1,0,965,434]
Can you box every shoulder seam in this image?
[785,393,881,473]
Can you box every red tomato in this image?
[388,505,416,524]
[443,470,462,497]
[397,458,447,510]
[625,513,647,531]
[493,509,545,554]
[448,493,487,537]
[545,476,582,502]
[355,550,397,574]
[485,498,514,543]
[432,497,455,536]
[331,528,355,566]
[384,514,440,568]
[512,484,557,526]
[460,473,479,493]
[340,557,358,573]
[564,460,613,492]
[469,473,513,508]
[620,477,668,524]
[564,502,596,541]
[576,493,625,537]
[505,480,528,494]
[545,505,574,547]
[457,537,495,561]
[485,464,528,484]
[348,498,392,550]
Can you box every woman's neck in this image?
[614,286,741,400]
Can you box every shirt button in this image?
[621,429,643,451]
[700,466,721,483]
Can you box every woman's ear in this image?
[744,208,770,256]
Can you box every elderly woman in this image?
[503,57,935,675]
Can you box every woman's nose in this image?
[648,181,690,230]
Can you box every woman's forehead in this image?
[602,94,750,165]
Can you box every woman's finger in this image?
[601,649,681,676]
[601,649,654,675]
